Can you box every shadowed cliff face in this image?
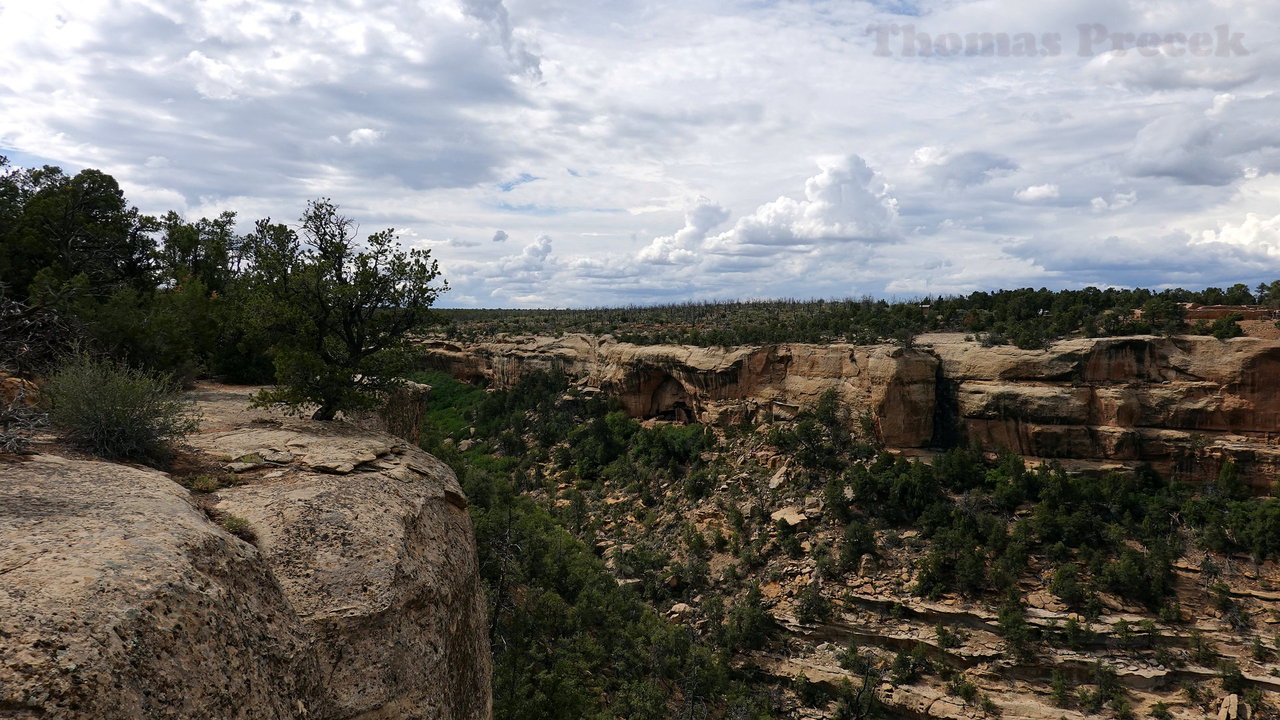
[420,333,1280,491]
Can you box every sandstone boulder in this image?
[771,506,809,529]
[1,454,315,718]
[0,385,490,720]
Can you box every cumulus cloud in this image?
[1207,93,1236,117]
[1196,213,1280,256]
[1007,222,1280,290]
[1084,48,1262,91]
[492,229,509,242]
[182,50,245,100]
[637,197,730,265]
[1117,93,1280,190]
[705,155,899,256]
[447,233,557,303]
[1014,184,1060,202]
[523,235,553,262]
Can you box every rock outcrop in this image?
[421,336,939,447]
[420,333,1280,490]
[926,334,1280,490]
[0,385,490,720]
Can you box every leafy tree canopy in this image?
[247,199,447,419]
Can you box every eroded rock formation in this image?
[928,334,1280,490]
[420,332,1280,490]
[421,336,939,448]
[0,385,490,720]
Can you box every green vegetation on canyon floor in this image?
[420,368,1280,720]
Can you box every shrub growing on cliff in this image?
[795,581,833,624]
[46,354,197,462]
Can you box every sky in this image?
[3,0,1280,307]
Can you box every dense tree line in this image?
[0,158,443,418]
[439,283,1278,348]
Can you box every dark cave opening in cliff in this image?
[635,371,696,423]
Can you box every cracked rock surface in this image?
[0,384,490,720]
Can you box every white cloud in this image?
[1014,184,1060,202]
[705,155,898,255]
[1124,113,1237,186]
[1091,191,1137,212]
[1084,48,1262,91]
[182,50,246,100]
[347,128,384,146]
[1196,213,1280,256]
[912,148,1018,188]
[457,0,542,79]
[5,0,1280,306]
[436,236,480,248]
[637,197,729,265]
[518,235,553,265]
[1207,93,1236,117]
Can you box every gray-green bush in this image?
[46,355,198,462]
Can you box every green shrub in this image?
[889,643,933,685]
[1209,313,1245,340]
[948,676,980,704]
[795,582,833,624]
[792,673,829,708]
[1251,636,1272,662]
[47,354,198,462]
[1050,670,1070,707]
[218,513,256,542]
[724,586,773,651]
[935,623,965,649]
[182,474,229,493]
[1218,659,1246,695]
[1189,629,1217,665]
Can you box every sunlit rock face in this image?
[421,333,1280,491]
[0,385,491,720]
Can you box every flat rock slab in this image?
[0,454,314,719]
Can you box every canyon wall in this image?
[420,333,1280,490]
[421,335,938,447]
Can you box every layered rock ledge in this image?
[0,385,490,720]
[420,332,1280,490]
